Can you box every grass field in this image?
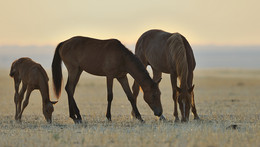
[0,69,260,147]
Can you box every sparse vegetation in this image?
[1,69,260,147]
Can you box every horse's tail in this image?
[52,42,63,99]
[167,33,188,84]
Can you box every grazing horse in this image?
[132,29,199,122]
[9,57,57,123]
[51,36,163,124]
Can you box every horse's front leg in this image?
[117,75,143,122]
[131,80,139,118]
[106,77,114,121]
[191,91,200,120]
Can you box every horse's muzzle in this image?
[153,107,162,117]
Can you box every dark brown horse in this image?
[10,57,57,123]
[51,36,163,123]
[132,29,199,122]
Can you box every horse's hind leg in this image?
[17,86,33,120]
[16,83,27,120]
[191,91,200,120]
[13,77,21,120]
[106,77,114,121]
[65,67,83,124]
[188,72,199,120]
[117,75,143,122]
[170,73,179,122]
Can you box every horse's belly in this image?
[81,64,124,77]
[152,65,171,73]
[81,66,106,76]
[147,59,171,74]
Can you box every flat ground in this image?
[0,69,260,147]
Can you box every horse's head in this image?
[177,85,194,122]
[43,101,57,123]
[143,79,163,117]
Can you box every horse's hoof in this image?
[174,118,180,123]
[74,119,82,124]
[194,116,200,120]
[137,117,144,123]
[139,119,145,123]
[158,115,166,121]
[15,119,22,123]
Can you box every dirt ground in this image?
[0,69,260,147]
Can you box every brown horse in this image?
[9,57,57,123]
[51,36,163,123]
[132,29,199,122]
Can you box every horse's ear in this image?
[50,101,58,105]
[176,86,182,93]
[155,78,162,84]
[188,85,195,93]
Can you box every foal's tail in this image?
[52,42,63,98]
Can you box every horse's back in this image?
[135,30,173,73]
[59,36,129,76]
[16,58,48,86]
[136,30,172,52]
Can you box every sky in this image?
[0,0,260,46]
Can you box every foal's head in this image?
[177,85,194,122]
[43,101,57,123]
[143,80,163,117]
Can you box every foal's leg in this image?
[65,68,83,124]
[117,75,143,122]
[170,73,179,122]
[16,83,27,120]
[13,77,21,120]
[17,86,33,120]
[106,77,114,121]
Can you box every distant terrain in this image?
[0,45,260,69]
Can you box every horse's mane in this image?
[167,33,188,86]
[20,57,49,82]
[121,44,152,84]
[38,64,49,81]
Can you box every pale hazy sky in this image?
[0,0,260,46]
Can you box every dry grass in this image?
[1,69,260,147]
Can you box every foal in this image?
[10,57,57,123]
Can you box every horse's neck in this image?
[179,73,188,89]
[39,80,51,104]
[125,56,153,91]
